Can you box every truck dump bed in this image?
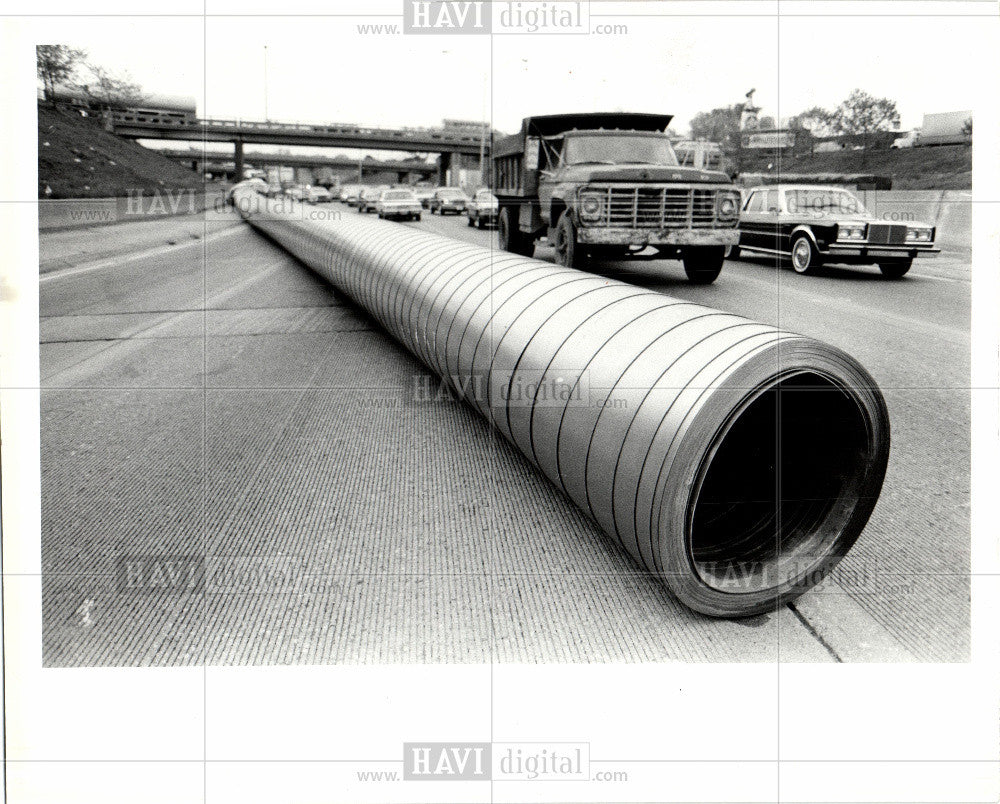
[493,112,674,197]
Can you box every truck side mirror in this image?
[525,137,540,170]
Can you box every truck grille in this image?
[600,186,721,228]
[867,223,908,245]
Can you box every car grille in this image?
[599,186,721,228]
[867,223,908,245]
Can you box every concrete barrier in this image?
[857,190,971,255]
[38,189,227,231]
[230,184,891,618]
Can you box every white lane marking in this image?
[41,256,291,383]
[39,223,246,284]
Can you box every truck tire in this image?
[498,206,534,257]
[682,246,725,284]
[878,259,912,279]
[553,212,587,269]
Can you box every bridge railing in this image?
[110,111,485,145]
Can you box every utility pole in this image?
[263,46,269,121]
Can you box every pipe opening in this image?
[690,371,872,594]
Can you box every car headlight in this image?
[837,223,867,241]
[906,227,933,243]
[579,191,605,223]
[717,191,740,222]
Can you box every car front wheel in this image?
[791,234,821,274]
[879,259,912,279]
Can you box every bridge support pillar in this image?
[437,153,451,185]
[234,140,245,181]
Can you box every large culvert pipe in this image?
[231,186,890,617]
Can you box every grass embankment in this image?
[751,145,971,190]
[38,103,207,198]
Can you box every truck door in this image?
[534,136,556,228]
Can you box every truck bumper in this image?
[577,227,740,247]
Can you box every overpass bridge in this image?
[109,110,489,182]
[157,148,439,182]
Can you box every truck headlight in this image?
[717,191,740,221]
[579,192,605,223]
[906,227,933,242]
[837,224,867,241]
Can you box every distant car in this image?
[376,188,423,221]
[358,185,389,213]
[305,186,333,204]
[342,185,362,206]
[264,183,283,198]
[891,131,920,149]
[285,185,307,201]
[734,185,940,278]
[429,187,469,215]
[465,189,498,229]
[414,188,436,209]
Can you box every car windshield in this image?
[440,189,466,198]
[562,134,678,166]
[384,191,415,200]
[476,192,497,202]
[784,189,868,217]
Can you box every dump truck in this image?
[491,113,742,283]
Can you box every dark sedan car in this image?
[734,185,940,278]
[429,187,470,215]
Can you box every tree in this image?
[831,89,900,154]
[688,104,744,151]
[36,45,85,104]
[788,106,834,154]
[962,117,972,140]
[80,61,145,109]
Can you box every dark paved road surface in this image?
[38,204,969,664]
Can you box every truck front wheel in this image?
[498,207,534,257]
[682,246,725,284]
[553,212,587,269]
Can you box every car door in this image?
[739,191,765,249]
[762,189,783,253]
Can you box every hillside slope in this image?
[743,145,971,190]
[38,103,206,198]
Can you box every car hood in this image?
[789,214,934,231]
[557,163,731,184]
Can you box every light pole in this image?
[263,46,269,121]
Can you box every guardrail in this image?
[230,183,890,617]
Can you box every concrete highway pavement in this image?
[38,206,968,665]
[407,209,971,663]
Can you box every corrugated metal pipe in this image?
[231,184,890,617]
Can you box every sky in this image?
[53,10,982,144]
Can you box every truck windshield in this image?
[562,135,678,166]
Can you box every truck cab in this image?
[492,113,741,283]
